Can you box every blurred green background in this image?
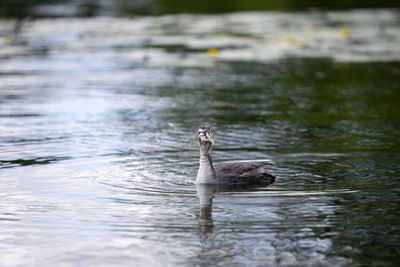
[0,0,399,17]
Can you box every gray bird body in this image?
[214,162,275,185]
[196,126,276,185]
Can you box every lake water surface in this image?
[0,10,400,266]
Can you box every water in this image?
[1,10,400,266]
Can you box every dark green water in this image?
[0,12,399,266]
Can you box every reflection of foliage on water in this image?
[159,59,400,155]
[324,153,400,266]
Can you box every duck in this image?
[196,126,276,185]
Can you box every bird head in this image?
[197,126,214,145]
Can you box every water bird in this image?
[196,126,276,184]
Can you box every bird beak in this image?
[206,132,214,144]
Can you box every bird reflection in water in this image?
[196,181,275,242]
[197,184,217,241]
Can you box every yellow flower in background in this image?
[340,28,351,38]
[207,48,219,57]
[3,36,13,45]
[285,37,302,45]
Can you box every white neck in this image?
[196,143,217,184]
